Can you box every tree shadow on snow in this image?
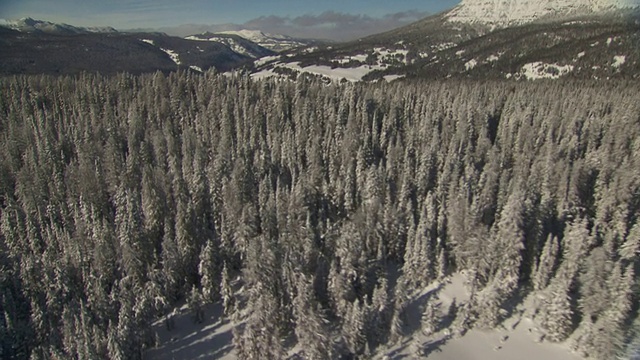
[417,336,450,358]
[146,303,236,360]
[403,282,445,335]
[385,342,411,360]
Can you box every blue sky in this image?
[0,0,461,39]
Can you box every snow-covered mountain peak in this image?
[0,17,117,34]
[213,29,312,52]
[218,29,288,42]
[446,0,640,27]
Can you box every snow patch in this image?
[335,54,369,64]
[140,39,154,45]
[486,54,500,62]
[577,51,586,58]
[252,61,387,82]
[563,20,589,25]
[434,42,457,51]
[189,65,203,73]
[465,59,478,70]
[612,55,626,68]
[519,62,574,80]
[373,47,410,65]
[254,55,279,67]
[297,64,384,82]
[456,49,467,57]
[160,48,181,65]
[383,74,405,82]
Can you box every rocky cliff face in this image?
[446,0,640,27]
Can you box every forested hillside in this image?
[0,72,638,359]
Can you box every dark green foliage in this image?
[0,72,638,360]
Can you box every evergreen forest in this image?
[0,72,638,359]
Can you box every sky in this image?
[0,0,461,40]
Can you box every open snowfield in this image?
[145,303,237,360]
[145,273,583,360]
[373,273,582,360]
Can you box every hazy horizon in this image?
[0,0,460,40]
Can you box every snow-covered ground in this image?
[446,0,640,27]
[612,55,626,68]
[335,54,369,64]
[465,59,478,70]
[186,35,257,57]
[486,54,501,62]
[139,39,181,65]
[145,303,237,360]
[217,29,307,52]
[160,48,181,65]
[251,46,413,83]
[251,61,387,82]
[185,30,307,52]
[254,55,280,67]
[146,273,584,360]
[517,62,575,80]
[383,74,406,82]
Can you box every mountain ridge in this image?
[251,4,640,82]
[214,29,315,51]
[446,0,640,27]
[0,17,117,34]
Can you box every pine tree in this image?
[293,275,333,360]
[492,191,525,294]
[220,262,235,318]
[537,277,574,342]
[343,299,367,356]
[421,297,441,337]
[619,222,639,262]
[198,237,221,304]
[532,235,559,291]
[161,220,181,302]
[187,286,205,324]
[437,244,448,279]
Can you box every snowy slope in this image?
[447,0,640,27]
[0,17,117,34]
[185,33,274,58]
[374,273,582,360]
[251,47,411,82]
[145,273,583,360]
[217,30,311,52]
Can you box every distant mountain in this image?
[184,32,275,58]
[0,26,256,76]
[216,30,315,52]
[251,3,640,81]
[0,17,117,34]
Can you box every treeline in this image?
[0,72,638,359]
